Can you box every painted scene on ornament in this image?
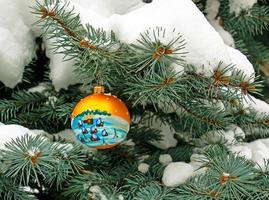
[71,109,129,148]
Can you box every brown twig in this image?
[40,7,76,37]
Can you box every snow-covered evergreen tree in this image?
[0,0,269,199]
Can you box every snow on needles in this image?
[162,162,194,187]
[0,0,257,89]
[0,124,36,150]
[107,0,248,77]
[0,0,35,88]
[34,0,257,89]
[229,0,257,16]
[70,0,252,80]
[205,0,236,52]
[231,138,269,171]
[44,39,80,91]
[138,163,150,174]
[159,154,173,166]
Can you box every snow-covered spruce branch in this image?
[216,0,269,72]
[33,0,264,95]
[123,64,266,136]
[235,110,269,140]
[1,0,269,199]
[3,135,269,199]
[2,75,266,141]
[220,3,269,37]
[4,0,269,138]
[0,135,87,199]
[34,0,123,85]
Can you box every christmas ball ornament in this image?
[71,86,131,149]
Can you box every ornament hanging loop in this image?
[94,85,105,94]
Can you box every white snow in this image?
[105,0,252,80]
[194,124,269,171]
[0,0,257,92]
[246,139,269,170]
[210,20,235,47]
[0,125,75,153]
[44,39,81,91]
[196,124,245,146]
[206,0,249,76]
[21,186,39,194]
[89,185,108,200]
[108,0,229,76]
[230,145,252,159]
[242,95,269,116]
[229,0,257,16]
[159,154,173,166]
[172,63,185,76]
[39,0,146,90]
[118,195,124,200]
[250,98,269,115]
[205,0,235,50]
[202,99,225,112]
[205,0,220,20]
[10,0,42,36]
[0,124,36,150]
[24,0,255,89]
[233,126,246,140]
[189,153,207,175]
[71,0,145,17]
[28,83,48,93]
[0,0,35,88]
[89,185,102,193]
[138,163,150,174]
[191,134,269,173]
[226,46,255,82]
[191,133,269,174]
[162,162,194,187]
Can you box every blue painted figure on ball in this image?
[102,129,108,136]
[90,126,98,134]
[97,118,104,127]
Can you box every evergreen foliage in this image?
[0,0,269,199]
[218,0,269,76]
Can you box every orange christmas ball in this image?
[71,86,130,149]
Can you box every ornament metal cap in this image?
[93,85,105,94]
